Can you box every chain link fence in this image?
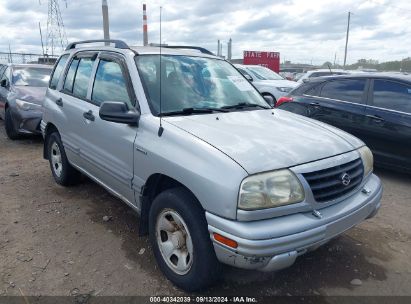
[0,52,59,65]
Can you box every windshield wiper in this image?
[221,102,270,110]
[160,107,228,117]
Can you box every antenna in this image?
[158,6,164,137]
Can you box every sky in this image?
[0,0,409,65]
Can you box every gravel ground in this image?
[0,119,410,298]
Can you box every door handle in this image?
[310,102,320,108]
[366,114,384,123]
[55,98,63,107]
[83,110,95,122]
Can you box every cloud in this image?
[0,0,409,64]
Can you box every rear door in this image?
[309,78,368,141]
[59,52,97,168]
[76,52,138,206]
[365,78,411,170]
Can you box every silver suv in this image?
[41,40,382,291]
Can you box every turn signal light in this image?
[213,233,238,248]
[276,96,293,108]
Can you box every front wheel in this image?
[47,132,81,186]
[5,107,20,140]
[149,188,222,291]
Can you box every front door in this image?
[76,52,138,206]
[364,79,411,170]
[310,78,368,141]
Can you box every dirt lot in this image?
[1,119,411,298]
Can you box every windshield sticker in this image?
[227,76,253,91]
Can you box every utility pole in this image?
[102,0,110,45]
[39,22,45,57]
[343,11,352,67]
[227,38,232,61]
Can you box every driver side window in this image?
[91,59,132,107]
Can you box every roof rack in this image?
[65,39,129,51]
[163,45,215,56]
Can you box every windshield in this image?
[135,55,270,116]
[12,67,52,87]
[247,66,284,81]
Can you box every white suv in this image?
[235,64,298,105]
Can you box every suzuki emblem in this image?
[341,173,351,186]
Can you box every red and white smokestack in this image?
[143,3,148,46]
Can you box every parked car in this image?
[0,64,53,139]
[41,40,382,291]
[277,73,411,172]
[297,69,350,83]
[235,64,298,106]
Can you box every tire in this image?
[5,107,20,140]
[149,187,222,291]
[47,132,81,186]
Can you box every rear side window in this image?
[320,79,366,103]
[49,54,69,90]
[72,57,95,99]
[91,59,131,106]
[291,82,321,96]
[373,80,411,114]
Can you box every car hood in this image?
[13,86,47,105]
[165,109,363,174]
[254,79,298,88]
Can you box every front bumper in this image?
[10,107,42,135]
[207,173,382,271]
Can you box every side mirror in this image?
[244,74,253,82]
[1,79,9,88]
[99,101,140,126]
[263,95,275,107]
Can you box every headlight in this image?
[239,169,305,210]
[16,99,42,111]
[276,87,292,92]
[358,146,373,177]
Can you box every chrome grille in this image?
[303,158,364,203]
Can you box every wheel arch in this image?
[138,173,202,236]
[43,123,59,159]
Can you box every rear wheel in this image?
[149,187,222,291]
[47,132,81,186]
[5,107,20,140]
